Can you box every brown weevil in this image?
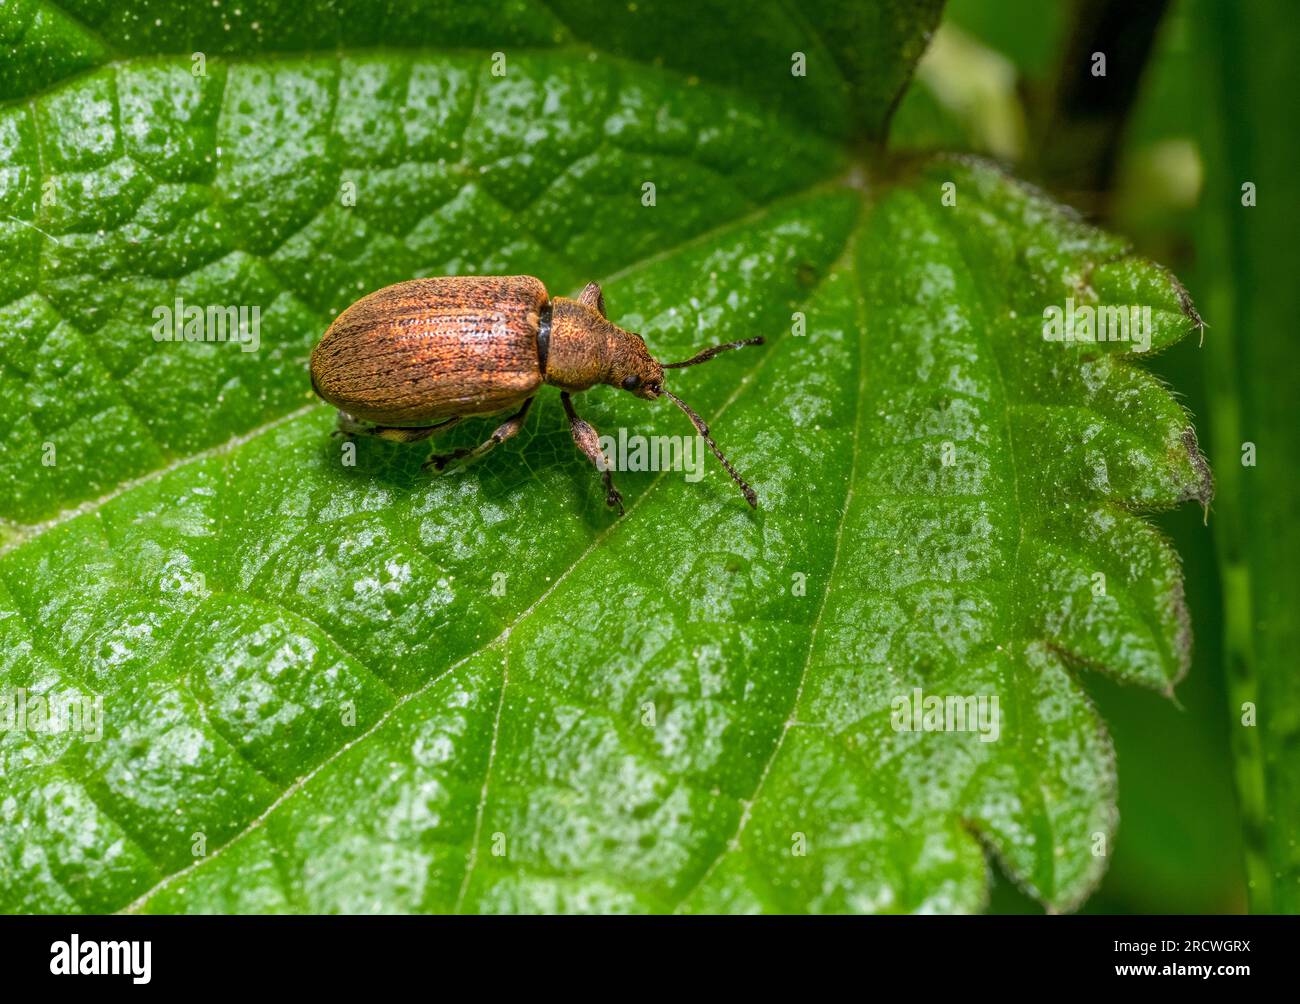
[310,275,762,515]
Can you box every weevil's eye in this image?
[621,374,641,391]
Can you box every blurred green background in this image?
[892,0,1299,914]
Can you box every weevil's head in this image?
[608,332,666,400]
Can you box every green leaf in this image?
[1192,0,1300,913]
[1,1,1208,914]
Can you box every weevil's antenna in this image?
[660,388,758,508]
[662,336,764,369]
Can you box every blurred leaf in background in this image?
[889,0,1066,161]
[1189,0,1300,914]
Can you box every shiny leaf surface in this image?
[0,1,1210,914]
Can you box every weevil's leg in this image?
[577,281,606,317]
[423,397,534,472]
[560,391,623,516]
[334,411,461,444]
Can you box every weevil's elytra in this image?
[312,276,547,425]
[310,275,763,514]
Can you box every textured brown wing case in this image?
[311,275,547,424]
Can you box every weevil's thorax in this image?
[543,297,664,398]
